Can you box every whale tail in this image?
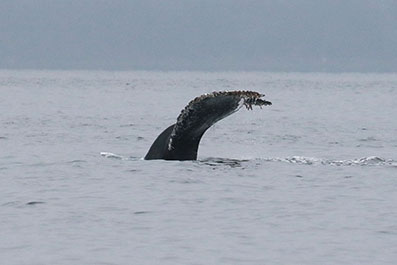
[144,91,272,160]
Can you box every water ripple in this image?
[265,156,396,167]
[101,152,396,168]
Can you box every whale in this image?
[144,90,272,160]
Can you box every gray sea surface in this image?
[1,70,397,264]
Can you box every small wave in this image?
[271,156,322,165]
[199,157,249,168]
[100,152,142,161]
[265,156,396,167]
[26,201,45,206]
[329,156,389,166]
[100,152,124,159]
[68,159,87,163]
[2,201,46,208]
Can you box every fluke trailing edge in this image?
[144,91,272,160]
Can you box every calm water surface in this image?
[1,71,397,264]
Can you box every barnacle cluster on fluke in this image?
[144,90,272,160]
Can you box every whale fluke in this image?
[144,91,271,160]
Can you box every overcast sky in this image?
[1,0,397,71]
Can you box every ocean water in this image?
[1,70,397,265]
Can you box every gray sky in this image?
[1,0,397,71]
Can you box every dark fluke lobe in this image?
[144,90,271,160]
